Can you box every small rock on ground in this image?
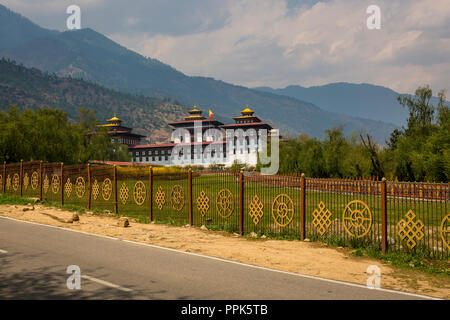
[118,217,129,228]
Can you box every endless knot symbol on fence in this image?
[43,175,49,193]
[92,179,99,200]
[397,210,424,249]
[133,181,146,206]
[65,178,73,198]
[12,173,20,191]
[171,185,185,211]
[249,194,264,225]
[342,200,372,238]
[75,177,85,198]
[119,182,129,205]
[440,213,450,250]
[155,186,165,210]
[272,194,294,227]
[312,201,332,235]
[102,178,112,201]
[23,173,29,190]
[31,171,39,190]
[6,175,11,190]
[196,190,210,217]
[51,174,60,194]
[216,188,234,218]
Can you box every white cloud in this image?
[107,0,450,94]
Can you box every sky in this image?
[3,0,450,94]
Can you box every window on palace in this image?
[155,150,159,155]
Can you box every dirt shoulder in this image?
[0,203,448,299]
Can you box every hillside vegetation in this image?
[0,59,186,142]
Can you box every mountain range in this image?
[254,83,411,126]
[0,59,185,142]
[0,4,401,143]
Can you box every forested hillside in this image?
[0,59,187,142]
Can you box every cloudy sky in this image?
[3,0,450,94]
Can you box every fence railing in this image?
[0,161,448,259]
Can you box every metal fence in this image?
[1,161,448,259]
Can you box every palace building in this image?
[97,115,145,146]
[128,106,274,167]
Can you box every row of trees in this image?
[0,106,131,164]
[264,85,449,182]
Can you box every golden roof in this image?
[188,105,202,113]
[241,106,254,114]
[108,114,122,122]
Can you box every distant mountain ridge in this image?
[254,83,408,126]
[0,59,186,143]
[0,4,398,143]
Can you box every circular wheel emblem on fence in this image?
[51,174,60,194]
[133,181,146,206]
[171,184,185,211]
[23,173,29,190]
[31,171,39,190]
[272,194,294,227]
[43,175,49,193]
[12,173,20,191]
[440,213,450,250]
[216,188,234,218]
[342,200,372,238]
[102,178,112,201]
[75,177,85,198]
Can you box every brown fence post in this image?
[20,160,23,197]
[60,162,64,205]
[113,165,118,214]
[2,161,6,193]
[87,164,91,209]
[239,170,244,235]
[300,173,306,240]
[39,161,43,201]
[381,177,388,253]
[188,168,193,226]
[149,166,153,222]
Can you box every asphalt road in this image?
[0,216,432,300]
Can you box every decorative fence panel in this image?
[90,165,115,213]
[21,161,41,199]
[387,182,448,259]
[152,168,189,225]
[4,163,21,196]
[117,166,150,222]
[305,178,382,248]
[0,160,448,259]
[41,163,62,203]
[243,172,302,237]
[192,170,240,232]
[63,164,89,208]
